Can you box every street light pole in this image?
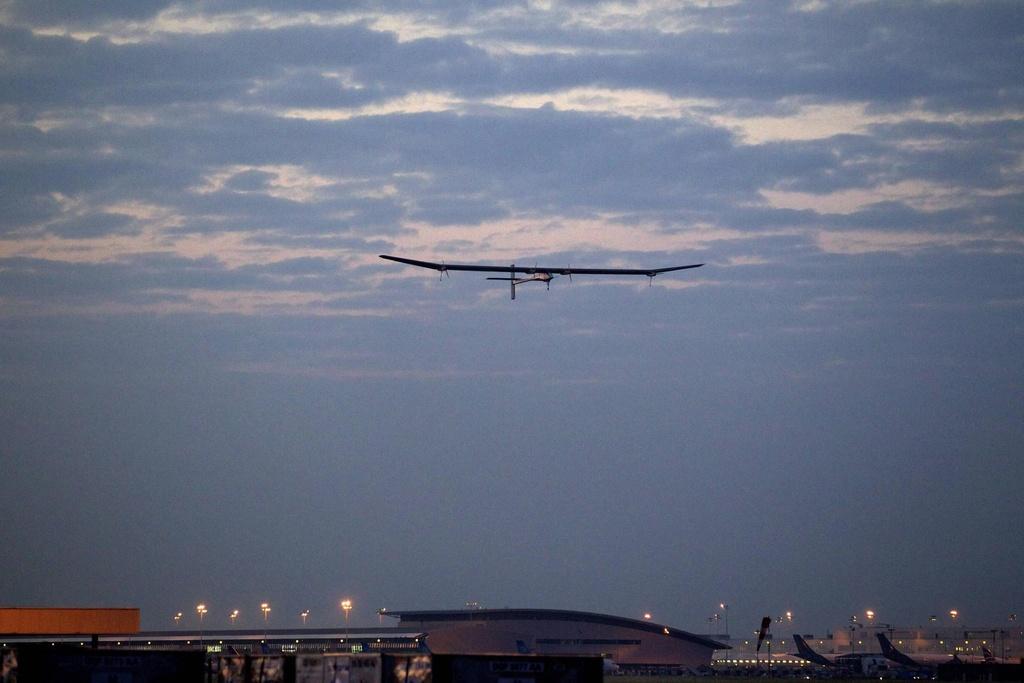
[341,599,352,641]
[719,603,729,638]
[196,604,207,648]
[261,602,271,642]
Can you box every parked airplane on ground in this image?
[792,634,890,675]
[980,645,1015,664]
[874,633,997,668]
[379,255,704,299]
[876,633,961,668]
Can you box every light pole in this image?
[341,599,352,641]
[196,604,208,648]
[261,602,271,642]
[230,610,239,626]
[1009,615,1018,660]
[719,603,729,637]
[949,609,958,626]
[301,610,310,626]
[174,612,183,626]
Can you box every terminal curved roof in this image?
[387,608,729,650]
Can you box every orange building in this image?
[0,607,139,634]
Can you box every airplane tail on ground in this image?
[876,633,921,668]
[981,645,995,663]
[792,634,834,667]
[756,617,771,653]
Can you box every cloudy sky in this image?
[1,0,1022,634]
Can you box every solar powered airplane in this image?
[380,254,704,300]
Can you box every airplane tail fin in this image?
[756,617,771,653]
[793,634,833,667]
[876,632,896,657]
[982,645,995,662]
[876,633,920,668]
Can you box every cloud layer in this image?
[1,1,1022,632]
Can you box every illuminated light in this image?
[663,627,670,634]
[643,613,652,620]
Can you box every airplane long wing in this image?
[379,254,703,275]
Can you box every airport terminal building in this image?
[1,607,725,669]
